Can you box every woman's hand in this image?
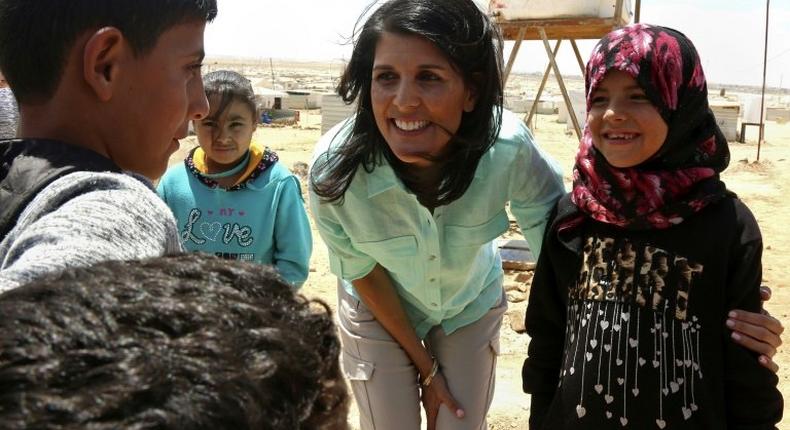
[728,286,784,373]
[421,371,465,430]
[352,265,466,427]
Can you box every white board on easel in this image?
[490,0,632,22]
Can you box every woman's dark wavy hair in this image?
[311,0,504,206]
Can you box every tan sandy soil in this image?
[169,111,790,429]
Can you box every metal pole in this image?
[269,58,276,88]
[758,0,769,160]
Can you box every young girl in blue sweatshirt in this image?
[158,70,311,287]
[522,24,782,429]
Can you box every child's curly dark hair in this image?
[0,253,349,430]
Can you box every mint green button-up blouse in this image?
[309,109,565,338]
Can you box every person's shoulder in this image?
[544,193,576,231]
[312,116,355,163]
[35,169,135,192]
[729,194,757,220]
[256,161,301,187]
[0,172,181,290]
[8,171,179,250]
[727,194,761,241]
[694,193,761,244]
[267,160,293,177]
[37,171,171,218]
[58,173,178,241]
[158,161,189,186]
[56,170,155,192]
[480,109,539,168]
[493,108,536,148]
[704,193,757,223]
[309,116,367,193]
[0,87,17,107]
[160,160,188,178]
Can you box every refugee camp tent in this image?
[253,87,289,110]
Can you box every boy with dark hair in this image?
[0,253,350,430]
[0,0,217,289]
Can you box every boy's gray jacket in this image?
[0,139,182,291]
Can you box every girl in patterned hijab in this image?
[571,24,729,229]
[523,24,783,430]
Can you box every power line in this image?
[730,46,790,74]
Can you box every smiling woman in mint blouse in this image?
[309,1,563,429]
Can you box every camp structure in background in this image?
[490,0,638,138]
[320,94,356,135]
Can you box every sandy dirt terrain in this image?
[169,107,790,429]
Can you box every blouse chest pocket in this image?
[353,235,423,286]
[444,209,510,248]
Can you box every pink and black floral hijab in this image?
[570,24,730,230]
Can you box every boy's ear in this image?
[82,27,126,102]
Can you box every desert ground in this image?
[169,64,790,427]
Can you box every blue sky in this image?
[204,0,790,88]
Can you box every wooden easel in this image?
[493,0,640,139]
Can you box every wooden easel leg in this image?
[526,40,561,127]
[570,39,586,76]
[504,26,527,85]
[615,0,625,24]
[539,27,582,139]
[635,0,642,23]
